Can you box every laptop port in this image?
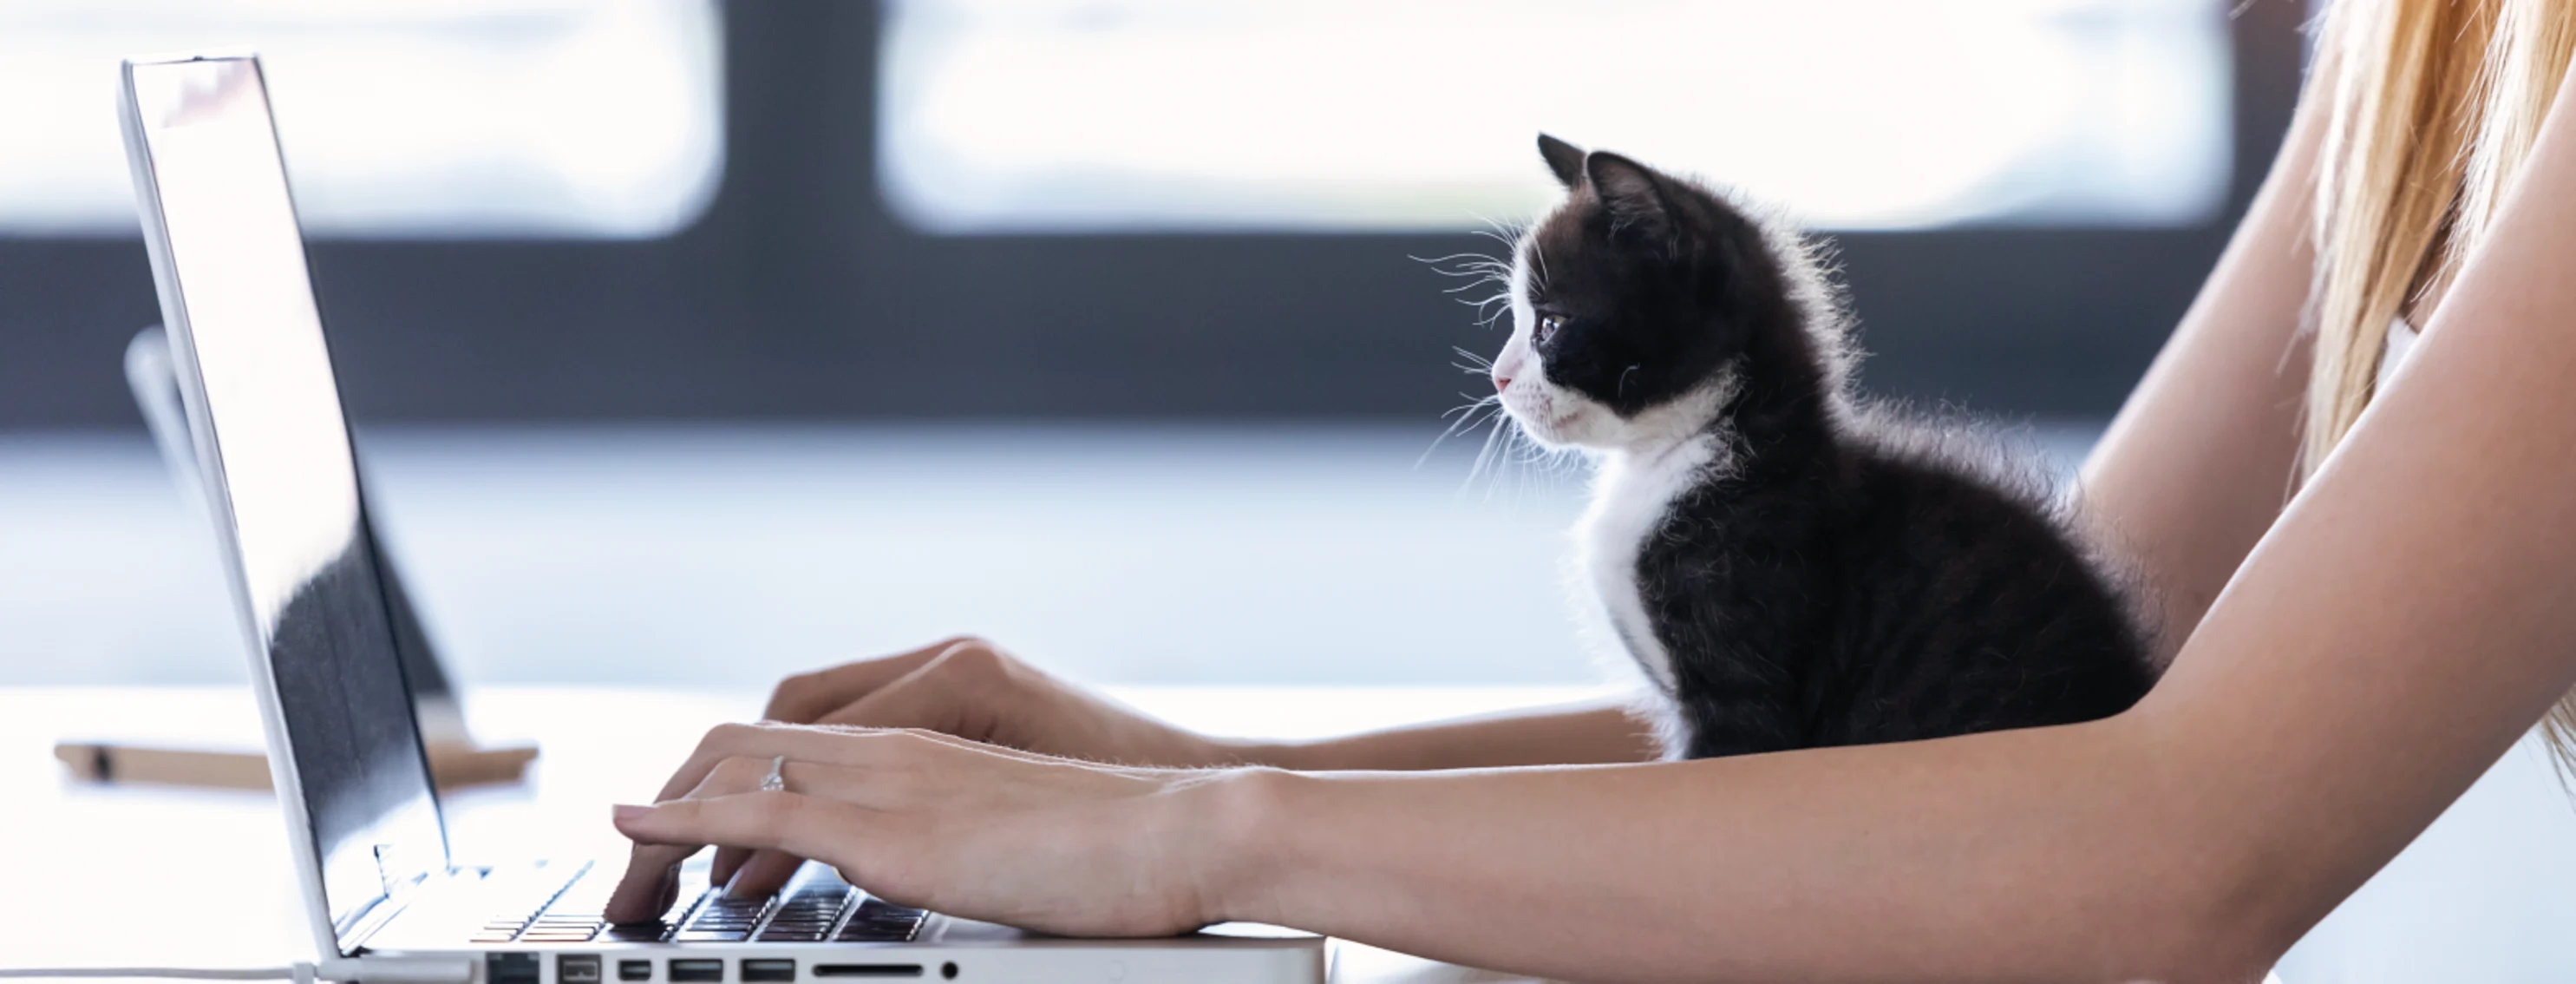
[618,960,654,982]
[741,960,796,982]
[809,966,922,979]
[487,954,541,984]
[559,955,603,984]
[668,959,726,982]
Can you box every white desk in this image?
[10,686,2576,982]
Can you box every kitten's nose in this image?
[1493,374,1513,393]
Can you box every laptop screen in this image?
[122,55,448,947]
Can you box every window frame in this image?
[0,1,2308,430]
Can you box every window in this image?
[879,0,2232,233]
[0,0,723,238]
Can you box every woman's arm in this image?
[755,636,1657,771]
[704,639,1657,898]
[1234,699,1660,771]
[2076,58,2325,665]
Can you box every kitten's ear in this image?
[1583,151,1673,243]
[1537,134,1587,188]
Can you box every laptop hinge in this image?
[339,864,454,952]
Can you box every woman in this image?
[605,0,2576,978]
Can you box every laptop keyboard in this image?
[472,861,927,945]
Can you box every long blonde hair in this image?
[2310,0,2576,770]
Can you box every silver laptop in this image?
[119,51,1322,984]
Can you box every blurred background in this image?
[0,0,2307,689]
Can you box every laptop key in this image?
[832,917,923,941]
[831,922,915,942]
[828,897,928,943]
[603,922,671,942]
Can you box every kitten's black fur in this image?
[1508,135,2155,758]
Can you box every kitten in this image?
[1489,134,2155,759]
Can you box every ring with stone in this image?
[760,755,788,792]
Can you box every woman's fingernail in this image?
[613,804,653,822]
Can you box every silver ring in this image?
[760,755,787,793]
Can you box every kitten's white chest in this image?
[1573,438,1717,694]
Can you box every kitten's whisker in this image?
[1467,213,1527,250]
[1421,394,1505,470]
[1410,252,1496,266]
[1436,394,1500,423]
[1507,425,1544,506]
[1412,252,1512,271]
[1465,409,1512,497]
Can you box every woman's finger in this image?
[604,834,701,922]
[651,719,916,804]
[651,726,754,804]
[801,649,1200,770]
[710,845,752,885]
[611,753,832,920]
[762,636,993,723]
[723,849,809,901]
[613,790,881,869]
[638,726,1038,869]
[812,653,995,736]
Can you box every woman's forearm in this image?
[2077,54,2326,666]
[1224,699,1662,771]
[1199,716,2264,984]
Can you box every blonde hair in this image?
[2310,0,2576,771]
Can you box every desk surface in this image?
[8,686,2576,983]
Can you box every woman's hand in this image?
[708,636,1245,897]
[762,636,1237,766]
[600,721,1256,936]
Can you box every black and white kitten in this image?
[1490,134,2155,759]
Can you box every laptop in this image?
[127,322,474,748]
[118,51,1323,984]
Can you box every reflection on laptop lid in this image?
[127,324,474,749]
[120,53,449,956]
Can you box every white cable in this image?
[0,956,473,983]
[0,972,295,981]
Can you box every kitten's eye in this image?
[1537,314,1566,344]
